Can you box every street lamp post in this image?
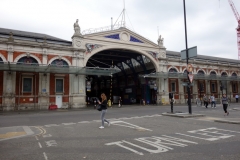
[183,0,192,114]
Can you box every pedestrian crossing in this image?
[44,114,162,128]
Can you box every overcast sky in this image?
[1,0,240,60]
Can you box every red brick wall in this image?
[49,73,70,104]
[15,72,39,104]
[0,50,8,61]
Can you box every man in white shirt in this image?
[210,94,216,108]
[235,94,239,103]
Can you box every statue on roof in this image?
[157,35,164,46]
[74,19,81,35]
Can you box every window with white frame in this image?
[22,77,32,93]
[56,79,64,93]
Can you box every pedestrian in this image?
[169,98,174,113]
[210,94,216,108]
[118,97,122,107]
[203,94,209,108]
[221,93,229,116]
[98,93,110,129]
[235,94,239,103]
[108,98,112,108]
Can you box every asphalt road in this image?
[0,104,240,160]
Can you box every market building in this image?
[0,20,239,111]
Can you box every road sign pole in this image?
[183,0,192,114]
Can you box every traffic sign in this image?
[181,46,197,60]
[188,74,194,83]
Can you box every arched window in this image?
[210,71,216,75]
[169,68,178,73]
[232,73,237,77]
[51,59,69,67]
[17,57,38,65]
[197,70,205,75]
[221,72,227,77]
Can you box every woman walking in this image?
[98,93,110,129]
[221,94,229,116]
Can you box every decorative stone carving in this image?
[26,52,30,57]
[7,45,14,52]
[85,43,102,53]
[58,55,62,60]
[158,51,166,58]
[73,19,82,37]
[157,35,164,46]
[146,51,158,61]
[74,51,84,59]
[43,48,48,55]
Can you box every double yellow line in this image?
[31,126,46,136]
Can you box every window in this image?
[211,83,216,92]
[23,77,32,93]
[232,82,238,93]
[170,82,176,92]
[197,70,205,75]
[56,79,64,93]
[199,82,204,92]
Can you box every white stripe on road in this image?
[44,124,59,127]
[43,152,48,160]
[62,123,76,125]
[38,142,42,148]
[78,121,90,123]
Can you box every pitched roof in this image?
[0,28,71,45]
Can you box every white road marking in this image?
[105,141,144,156]
[78,121,90,123]
[43,114,162,127]
[38,142,42,148]
[35,136,39,141]
[111,121,152,131]
[43,152,48,160]
[62,123,76,125]
[45,140,57,147]
[44,124,59,127]
[92,120,101,122]
[105,135,197,155]
[42,134,52,138]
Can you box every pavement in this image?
[0,103,240,124]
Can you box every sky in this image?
[1,0,240,60]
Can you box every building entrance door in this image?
[56,95,62,108]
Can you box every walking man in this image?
[203,94,209,108]
[210,94,216,108]
[235,94,239,103]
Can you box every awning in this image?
[139,72,240,81]
[0,62,121,76]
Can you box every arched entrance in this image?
[85,48,159,105]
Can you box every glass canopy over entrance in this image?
[0,62,120,76]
